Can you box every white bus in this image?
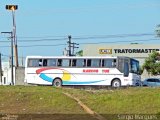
[24,56,141,87]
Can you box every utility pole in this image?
[72,43,79,56]
[67,35,79,56]
[68,35,72,56]
[6,5,19,67]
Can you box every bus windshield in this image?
[130,59,140,74]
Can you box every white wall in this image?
[0,62,15,85]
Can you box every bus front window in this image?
[130,59,140,74]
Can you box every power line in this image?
[20,44,67,47]
[1,54,25,59]
[17,35,66,38]
[12,32,156,38]
[0,38,159,48]
[0,38,68,42]
[72,33,155,40]
[0,33,155,43]
[0,44,67,48]
[79,38,160,44]
[0,35,66,39]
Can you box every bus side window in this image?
[83,59,86,67]
[28,59,33,67]
[28,59,40,67]
[87,59,91,67]
[39,59,42,66]
[48,59,56,66]
[62,59,70,67]
[43,59,47,66]
[35,59,39,67]
[72,59,77,67]
[76,59,86,67]
[112,59,116,67]
[57,59,62,66]
[102,59,116,68]
[91,59,101,67]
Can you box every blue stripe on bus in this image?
[62,80,105,85]
[39,73,106,85]
[39,73,53,83]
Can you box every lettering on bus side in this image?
[102,69,109,73]
[83,69,99,73]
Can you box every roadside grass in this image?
[0,86,85,114]
[0,86,160,115]
[63,87,160,114]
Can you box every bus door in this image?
[117,57,129,77]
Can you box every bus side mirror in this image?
[124,62,129,77]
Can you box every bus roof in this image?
[26,56,119,59]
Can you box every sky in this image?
[0,0,160,64]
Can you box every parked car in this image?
[142,78,160,87]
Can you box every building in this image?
[83,44,160,79]
[0,62,24,85]
[0,62,15,85]
[83,44,160,65]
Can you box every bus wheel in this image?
[111,79,121,88]
[53,78,62,87]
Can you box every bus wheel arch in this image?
[111,78,121,88]
[52,78,62,87]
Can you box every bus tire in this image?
[52,78,62,87]
[111,79,121,88]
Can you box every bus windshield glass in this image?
[130,59,140,74]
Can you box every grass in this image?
[0,86,85,114]
[63,87,160,114]
[0,86,160,120]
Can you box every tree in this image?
[139,66,144,75]
[76,50,83,56]
[142,51,160,75]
